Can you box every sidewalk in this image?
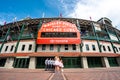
[64,67,120,80]
[0,67,120,80]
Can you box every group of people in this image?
[45,58,55,71]
[45,56,64,72]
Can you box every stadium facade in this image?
[0,17,120,69]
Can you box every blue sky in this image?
[0,0,62,23]
[0,0,120,30]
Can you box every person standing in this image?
[50,58,55,70]
[59,59,64,72]
[45,58,48,71]
[54,56,60,73]
[49,58,52,70]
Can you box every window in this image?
[28,44,32,51]
[50,44,54,50]
[58,44,61,48]
[103,46,106,51]
[65,45,68,50]
[85,44,89,51]
[5,46,8,51]
[107,46,111,51]
[42,44,46,50]
[92,45,96,51]
[21,45,25,51]
[115,47,118,52]
[72,44,76,50]
[10,45,14,51]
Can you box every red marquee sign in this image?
[37,20,81,44]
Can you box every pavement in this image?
[0,67,120,80]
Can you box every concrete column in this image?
[81,57,88,68]
[5,57,14,68]
[101,57,110,68]
[116,57,120,66]
[29,57,36,69]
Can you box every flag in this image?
[60,13,62,18]
[89,16,92,21]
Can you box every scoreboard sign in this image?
[37,20,81,44]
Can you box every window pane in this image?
[22,45,25,51]
[85,44,89,51]
[103,46,106,51]
[65,44,68,50]
[72,44,76,50]
[10,45,14,51]
[50,44,54,50]
[107,46,111,51]
[5,46,8,51]
[28,44,32,51]
[42,44,46,50]
[92,45,96,51]
[115,47,118,52]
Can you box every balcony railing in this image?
[81,35,96,40]
[81,35,111,41]
[21,34,34,39]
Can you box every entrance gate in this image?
[108,57,119,67]
[62,57,81,68]
[0,58,6,67]
[36,57,46,68]
[36,57,54,68]
[87,57,103,68]
[13,58,30,68]
[36,57,81,68]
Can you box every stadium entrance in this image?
[87,57,103,68]
[62,57,82,68]
[36,57,48,68]
[13,58,30,68]
[36,57,82,68]
[108,57,119,67]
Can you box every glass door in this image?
[13,58,30,68]
[108,57,119,67]
[62,57,81,68]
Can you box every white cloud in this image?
[59,0,120,30]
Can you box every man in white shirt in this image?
[45,58,48,71]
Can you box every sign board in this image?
[37,20,81,44]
